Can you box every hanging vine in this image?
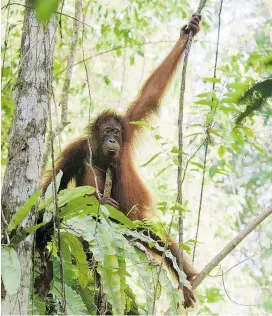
[177,0,207,282]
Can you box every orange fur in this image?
[42,17,201,307]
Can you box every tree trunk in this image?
[1,1,56,314]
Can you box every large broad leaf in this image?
[161,270,182,315]
[8,190,41,232]
[58,186,96,207]
[104,205,135,228]
[60,195,99,220]
[91,225,127,315]
[209,165,217,178]
[40,186,96,213]
[60,232,89,288]
[98,255,125,315]
[1,246,21,295]
[51,281,88,315]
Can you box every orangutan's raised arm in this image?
[124,14,201,133]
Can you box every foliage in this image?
[1,246,21,295]
[2,0,271,314]
[34,0,61,24]
[23,185,186,314]
[8,190,41,233]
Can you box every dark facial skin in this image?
[98,117,122,160]
[96,117,122,208]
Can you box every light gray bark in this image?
[1,0,56,314]
[192,206,272,290]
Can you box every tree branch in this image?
[192,206,272,290]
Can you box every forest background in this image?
[1,0,271,314]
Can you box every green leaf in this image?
[61,232,89,288]
[35,0,60,24]
[186,239,202,245]
[184,132,203,138]
[179,242,191,253]
[190,161,204,169]
[220,98,234,104]
[231,128,244,143]
[129,120,150,128]
[130,55,135,65]
[25,222,46,234]
[202,77,221,83]
[60,195,99,220]
[205,287,224,303]
[195,91,216,98]
[58,186,96,207]
[136,50,144,57]
[162,270,181,315]
[103,75,111,85]
[247,141,265,155]
[170,202,191,212]
[241,126,255,138]
[218,145,226,158]
[51,281,88,315]
[1,247,21,295]
[194,99,216,107]
[156,164,171,178]
[209,129,223,138]
[231,142,241,153]
[227,83,249,90]
[154,134,164,141]
[170,146,184,155]
[141,152,161,167]
[8,190,41,232]
[91,225,127,315]
[209,165,217,178]
[103,205,135,228]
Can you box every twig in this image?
[58,0,65,40]
[119,48,126,107]
[192,0,224,262]
[44,33,67,314]
[180,138,206,188]
[221,273,258,306]
[1,2,93,28]
[192,206,272,290]
[192,137,208,263]
[1,0,11,79]
[57,40,176,75]
[210,254,256,277]
[152,209,175,315]
[80,0,101,199]
[177,0,207,285]
[42,0,81,169]
[1,208,10,245]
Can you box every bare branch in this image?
[192,206,272,290]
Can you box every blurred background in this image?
[1,0,271,314]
